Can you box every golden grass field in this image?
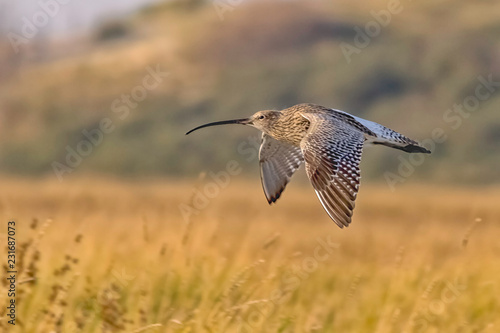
[1,177,499,332]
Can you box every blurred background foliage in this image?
[0,0,499,183]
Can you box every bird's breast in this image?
[269,117,310,146]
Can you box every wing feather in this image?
[300,112,364,228]
[259,134,303,204]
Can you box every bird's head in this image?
[247,110,280,133]
[186,110,280,135]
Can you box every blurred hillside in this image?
[0,0,499,183]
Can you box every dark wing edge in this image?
[330,108,431,154]
[299,112,364,228]
[259,134,304,204]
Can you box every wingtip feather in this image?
[404,144,431,154]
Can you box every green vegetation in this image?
[0,0,499,183]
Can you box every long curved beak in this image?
[186,118,251,135]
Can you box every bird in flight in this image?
[186,103,430,228]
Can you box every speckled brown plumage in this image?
[187,103,431,228]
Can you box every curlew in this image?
[186,103,430,228]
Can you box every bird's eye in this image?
[258,115,265,120]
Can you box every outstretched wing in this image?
[259,134,304,204]
[299,112,365,228]
[330,108,430,153]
